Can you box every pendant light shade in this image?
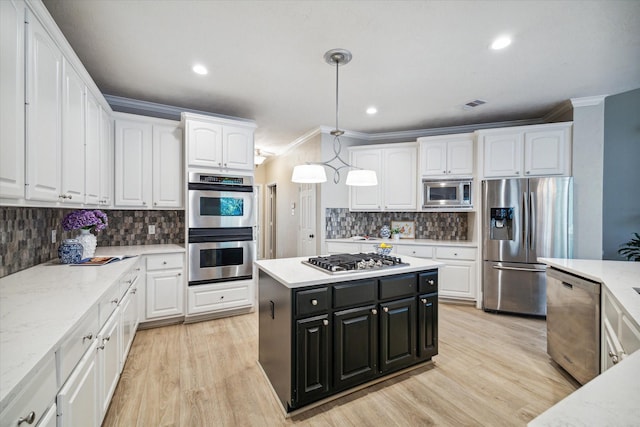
[291,164,327,183]
[345,169,378,186]
[291,48,378,186]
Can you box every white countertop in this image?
[327,238,478,247]
[530,258,640,426]
[255,255,444,289]
[0,244,184,412]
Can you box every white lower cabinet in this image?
[97,306,121,423]
[120,284,139,367]
[434,247,477,300]
[38,403,57,427]
[601,287,640,372]
[187,279,253,315]
[326,241,364,254]
[56,340,99,427]
[145,253,185,320]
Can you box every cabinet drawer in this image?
[296,287,329,317]
[326,242,361,254]
[188,282,251,314]
[379,274,417,300]
[146,253,183,271]
[0,356,56,427]
[56,305,99,387]
[435,247,476,261]
[396,245,433,258]
[419,271,438,294]
[333,279,376,309]
[98,283,120,327]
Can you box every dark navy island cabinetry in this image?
[258,267,439,413]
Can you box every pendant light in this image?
[291,49,378,186]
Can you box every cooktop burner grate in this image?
[302,252,409,274]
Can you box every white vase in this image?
[393,234,400,241]
[76,228,97,258]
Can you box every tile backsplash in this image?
[325,208,468,240]
[0,207,184,278]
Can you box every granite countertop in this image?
[530,258,640,426]
[255,255,444,289]
[327,238,478,247]
[0,244,184,412]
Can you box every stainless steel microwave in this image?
[422,179,472,209]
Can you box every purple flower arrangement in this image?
[62,210,108,232]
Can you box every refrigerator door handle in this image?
[492,265,547,273]
[522,191,528,250]
[530,191,536,251]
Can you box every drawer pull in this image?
[383,307,389,313]
[428,280,435,285]
[111,298,119,304]
[323,319,329,326]
[311,299,318,306]
[82,333,93,343]
[421,298,427,304]
[371,309,378,315]
[18,411,36,425]
[131,288,137,294]
[163,261,167,265]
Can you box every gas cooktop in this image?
[302,253,409,274]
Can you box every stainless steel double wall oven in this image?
[188,173,256,285]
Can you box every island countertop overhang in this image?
[255,255,444,289]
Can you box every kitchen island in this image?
[255,255,443,414]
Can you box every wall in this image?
[603,88,640,260]
[571,97,605,259]
[0,207,184,277]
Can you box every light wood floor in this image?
[103,303,578,426]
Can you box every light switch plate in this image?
[148,225,156,235]
[51,230,56,243]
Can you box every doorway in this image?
[298,183,317,256]
[266,183,277,259]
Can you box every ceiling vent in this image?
[463,99,487,110]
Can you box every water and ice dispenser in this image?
[489,207,514,240]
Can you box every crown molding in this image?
[104,94,255,125]
[543,100,574,122]
[571,95,607,107]
[279,127,323,155]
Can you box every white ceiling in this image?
[42,0,640,154]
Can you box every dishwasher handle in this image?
[547,267,601,294]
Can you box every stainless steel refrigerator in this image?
[482,177,573,316]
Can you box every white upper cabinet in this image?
[418,134,474,177]
[85,91,101,205]
[99,107,113,206]
[114,118,153,207]
[183,112,256,172]
[479,122,572,178]
[114,114,183,209]
[61,59,86,204]
[152,124,183,208]
[349,143,417,211]
[25,10,63,202]
[0,0,25,200]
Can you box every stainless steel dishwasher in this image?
[546,267,601,385]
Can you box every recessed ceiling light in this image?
[192,64,208,75]
[490,36,512,50]
[366,106,378,115]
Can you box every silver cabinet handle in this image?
[383,307,389,313]
[82,333,93,343]
[111,298,119,304]
[442,170,446,174]
[17,411,36,425]
[322,319,329,326]
[311,299,318,306]
[428,280,435,285]
[131,288,137,294]
[421,298,427,304]
[609,351,620,364]
[163,261,167,265]
[371,309,377,315]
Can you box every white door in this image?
[482,132,523,178]
[186,120,222,168]
[146,270,184,319]
[57,340,99,427]
[0,0,25,199]
[97,307,120,422]
[61,59,85,204]
[447,139,474,176]
[298,184,317,256]
[152,124,182,208]
[267,184,277,259]
[99,107,112,206]
[384,146,417,210]
[420,140,447,176]
[26,13,62,202]
[349,149,382,210]
[114,119,152,207]
[524,129,568,176]
[85,91,101,205]
[223,125,254,170]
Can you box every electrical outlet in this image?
[148,225,156,235]
[51,230,56,243]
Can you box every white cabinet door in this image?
[57,340,98,427]
[25,13,62,202]
[349,149,383,211]
[99,107,112,206]
[85,91,101,205]
[420,140,447,176]
[60,59,85,204]
[447,139,474,176]
[39,403,57,427]
[97,307,120,422]
[152,124,183,208]
[187,280,252,315]
[222,125,254,170]
[187,120,223,168]
[524,128,569,176]
[482,132,523,178]
[114,119,152,207]
[120,284,138,366]
[384,146,417,210]
[146,270,184,319]
[438,262,476,299]
[0,0,25,199]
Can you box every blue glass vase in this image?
[58,239,83,264]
